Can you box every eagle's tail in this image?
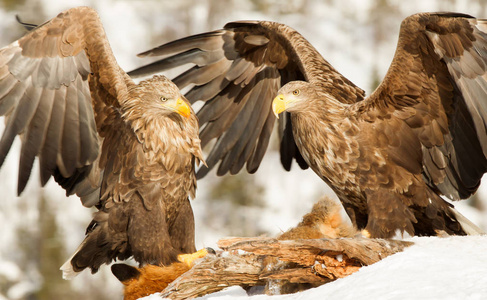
[449,206,485,235]
[60,239,87,280]
[60,211,130,280]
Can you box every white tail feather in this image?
[451,207,485,236]
[60,239,87,280]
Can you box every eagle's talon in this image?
[205,247,216,255]
[177,248,209,267]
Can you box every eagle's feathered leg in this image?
[61,192,195,279]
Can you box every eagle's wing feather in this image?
[357,12,487,200]
[0,7,133,203]
[129,21,365,177]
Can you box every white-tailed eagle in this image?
[129,12,487,238]
[0,7,204,278]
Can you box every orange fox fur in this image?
[112,262,190,300]
[278,196,357,240]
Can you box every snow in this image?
[312,236,487,300]
[141,236,487,300]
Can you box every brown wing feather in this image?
[130,21,365,177]
[0,7,133,201]
[355,12,487,200]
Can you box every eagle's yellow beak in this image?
[170,98,191,118]
[272,94,287,119]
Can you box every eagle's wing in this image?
[357,12,487,200]
[0,7,133,205]
[129,21,364,178]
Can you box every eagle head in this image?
[129,75,192,119]
[272,81,341,119]
[272,81,314,118]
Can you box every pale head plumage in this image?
[273,81,343,118]
[124,75,192,120]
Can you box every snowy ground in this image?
[143,235,487,300]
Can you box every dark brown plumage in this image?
[130,12,487,238]
[0,7,204,278]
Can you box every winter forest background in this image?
[0,0,486,299]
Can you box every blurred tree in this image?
[0,0,26,11]
[211,173,265,208]
[368,0,400,44]
[10,196,40,300]
[249,0,309,15]
[369,66,381,92]
[7,193,110,300]
[207,173,266,236]
[36,195,74,300]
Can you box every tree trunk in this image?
[160,237,413,299]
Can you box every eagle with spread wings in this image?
[130,12,487,238]
[0,7,205,278]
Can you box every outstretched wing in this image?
[0,7,133,204]
[356,12,487,200]
[129,21,365,178]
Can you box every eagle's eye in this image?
[160,96,168,102]
[292,89,300,96]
